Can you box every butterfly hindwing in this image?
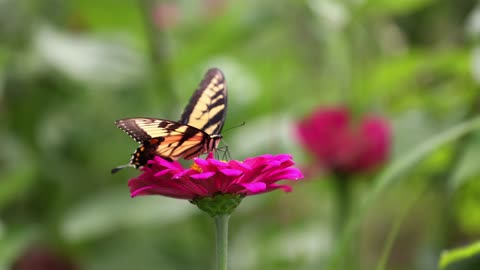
[115,117,211,165]
[180,68,227,135]
[131,137,167,167]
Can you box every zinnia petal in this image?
[219,169,243,177]
[240,182,267,193]
[130,185,155,197]
[191,172,216,180]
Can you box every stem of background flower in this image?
[138,0,176,114]
[332,178,350,238]
[214,215,230,270]
[332,176,355,269]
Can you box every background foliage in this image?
[1,0,480,269]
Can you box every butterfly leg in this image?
[215,141,231,161]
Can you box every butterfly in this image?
[112,68,227,173]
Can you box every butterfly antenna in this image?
[111,164,134,174]
[223,121,246,133]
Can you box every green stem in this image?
[138,0,170,66]
[138,0,176,115]
[214,215,230,270]
[434,94,480,252]
[332,178,351,237]
[374,180,428,270]
[331,176,354,270]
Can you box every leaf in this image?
[449,131,480,190]
[0,135,36,210]
[70,0,145,45]
[361,50,470,100]
[61,188,197,242]
[371,116,480,203]
[0,226,37,269]
[374,181,430,270]
[327,116,480,270]
[439,241,480,270]
[361,0,434,15]
[453,179,480,235]
[33,27,146,88]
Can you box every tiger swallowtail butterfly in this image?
[112,68,227,173]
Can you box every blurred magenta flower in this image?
[153,2,181,30]
[129,154,303,200]
[296,106,391,175]
[12,245,77,270]
[202,0,227,17]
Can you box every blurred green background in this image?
[1,0,480,269]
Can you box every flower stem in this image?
[332,176,354,269]
[214,215,230,270]
[332,178,350,237]
[138,0,176,114]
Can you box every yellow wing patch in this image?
[180,68,227,135]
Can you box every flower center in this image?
[191,163,203,172]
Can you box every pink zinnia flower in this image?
[129,154,303,200]
[296,106,391,175]
[153,3,181,30]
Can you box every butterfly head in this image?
[211,134,223,148]
[209,134,231,161]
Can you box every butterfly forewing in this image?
[180,68,227,136]
[115,118,175,142]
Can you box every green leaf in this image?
[360,50,470,101]
[374,181,430,270]
[70,0,145,46]
[361,0,434,15]
[0,135,36,210]
[371,117,480,202]
[327,116,480,270]
[61,188,197,242]
[449,132,480,190]
[453,179,480,235]
[0,226,37,269]
[439,241,480,270]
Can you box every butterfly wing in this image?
[112,68,227,173]
[115,118,210,167]
[180,68,227,136]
